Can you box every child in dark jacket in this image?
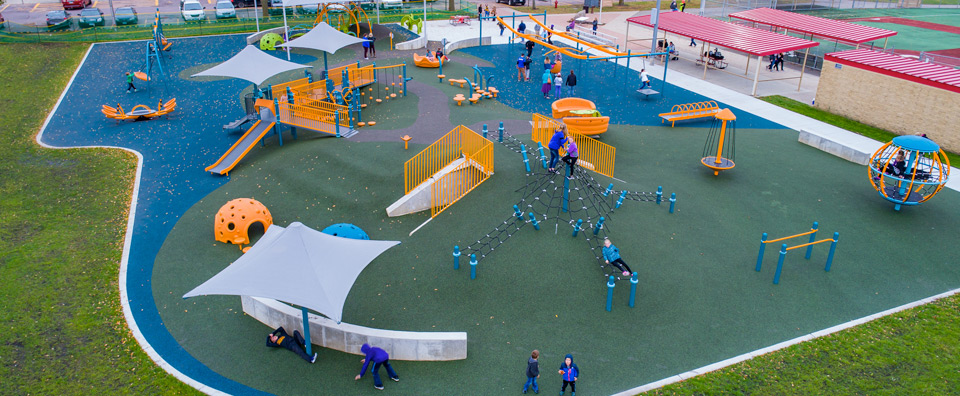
[558,353,579,395]
[523,350,540,394]
[355,343,399,390]
[265,326,317,363]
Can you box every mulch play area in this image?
[39,30,960,395]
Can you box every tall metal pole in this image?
[254,0,260,32]
[649,2,661,55]
[423,0,427,38]
[107,0,116,31]
[282,2,290,60]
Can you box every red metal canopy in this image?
[627,12,818,57]
[729,8,897,45]
[825,49,960,94]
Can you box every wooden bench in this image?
[449,78,467,88]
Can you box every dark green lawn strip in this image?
[0,43,198,395]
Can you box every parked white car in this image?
[181,0,205,21]
[215,0,236,19]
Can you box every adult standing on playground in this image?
[499,20,506,35]
[639,68,651,90]
[670,0,677,11]
[478,4,483,19]
[355,343,400,390]
[554,73,563,99]
[524,55,533,81]
[517,54,527,82]
[680,0,687,12]
[547,126,567,173]
[367,32,376,58]
[526,39,536,58]
[541,69,553,99]
[775,53,784,71]
[566,70,577,96]
[518,20,527,41]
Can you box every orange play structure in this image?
[658,100,720,127]
[413,53,448,68]
[551,98,609,136]
[214,198,273,251]
[101,98,176,122]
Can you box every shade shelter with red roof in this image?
[729,8,897,49]
[627,11,819,95]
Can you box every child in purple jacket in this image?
[354,343,399,390]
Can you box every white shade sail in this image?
[191,45,311,86]
[183,222,400,324]
[277,22,369,54]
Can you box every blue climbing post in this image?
[514,205,524,221]
[529,212,540,230]
[521,144,531,172]
[402,63,407,97]
[603,183,613,197]
[453,246,461,270]
[562,173,570,213]
[805,221,819,260]
[482,124,488,139]
[615,191,627,209]
[272,98,284,146]
[656,186,662,204]
[669,193,676,214]
[605,276,615,312]
[301,307,313,356]
[498,121,504,143]
[773,244,787,284]
[629,272,638,307]
[626,49,631,69]
[537,143,547,169]
[334,110,341,138]
[593,217,605,235]
[470,254,477,279]
[756,233,768,272]
[825,232,839,271]
[572,219,582,237]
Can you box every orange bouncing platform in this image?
[214,198,273,251]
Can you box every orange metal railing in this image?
[430,140,494,218]
[531,114,616,178]
[276,102,348,134]
[404,125,493,194]
[271,77,310,101]
[290,80,329,102]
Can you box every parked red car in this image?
[61,0,91,10]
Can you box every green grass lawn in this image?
[761,95,960,166]
[644,293,960,395]
[0,43,197,394]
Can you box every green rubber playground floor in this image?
[153,71,960,394]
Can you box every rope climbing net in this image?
[461,131,673,282]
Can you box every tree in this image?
[531,0,537,10]
[449,0,455,11]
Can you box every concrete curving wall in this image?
[241,296,467,361]
[816,59,960,153]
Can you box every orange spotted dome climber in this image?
[214,198,273,250]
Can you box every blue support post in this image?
[756,233,768,272]
[514,205,524,221]
[562,174,570,213]
[773,244,787,284]
[529,213,540,230]
[469,254,477,279]
[629,272,638,307]
[272,98,283,146]
[301,307,313,356]
[615,191,627,209]
[521,144,531,172]
[626,49,631,69]
[537,142,548,169]
[334,110,341,138]
[593,217,605,235]
[402,63,407,97]
[453,246,461,270]
[669,193,676,214]
[498,121,504,143]
[825,232,839,272]
[656,186,663,204]
[482,124,488,139]
[603,183,613,197]
[605,276,615,312]
[805,221,819,260]
[572,219,582,237]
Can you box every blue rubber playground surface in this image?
[39,32,960,395]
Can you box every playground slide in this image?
[495,17,602,61]
[205,108,276,175]
[524,17,627,57]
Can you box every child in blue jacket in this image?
[558,353,579,395]
[523,349,540,394]
[602,238,633,276]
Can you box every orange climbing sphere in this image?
[214,198,273,247]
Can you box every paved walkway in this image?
[424,11,960,191]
